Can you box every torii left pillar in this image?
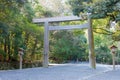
[43,21,49,67]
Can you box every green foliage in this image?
[96,52,112,64]
[90,0,120,20]
[0,21,9,37]
[112,30,120,41]
[0,49,6,61]
[0,0,44,65]
[94,33,114,64]
[68,0,92,16]
[68,0,120,19]
[49,30,88,63]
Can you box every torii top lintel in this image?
[33,16,86,23]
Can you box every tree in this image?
[0,0,44,62]
[68,0,120,41]
[68,0,120,19]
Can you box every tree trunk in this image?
[4,38,7,53]
[24,32,30,49]
[32,38,38,54]
[31,37,38,60]
[7,35,11,61]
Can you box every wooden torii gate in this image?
[33,15,96,69]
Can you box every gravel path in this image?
[0,63,119,80]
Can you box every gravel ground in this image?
[0,63,119,80]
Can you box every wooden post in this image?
[18,48,24,70]
[43,21,49,67]
[88,15,96,69]
[110,45,117,70]
[19,55,22,69]
[112,53,115,70]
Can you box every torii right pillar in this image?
[88,15,96,69]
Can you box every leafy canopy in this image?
[68,0,120,20]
